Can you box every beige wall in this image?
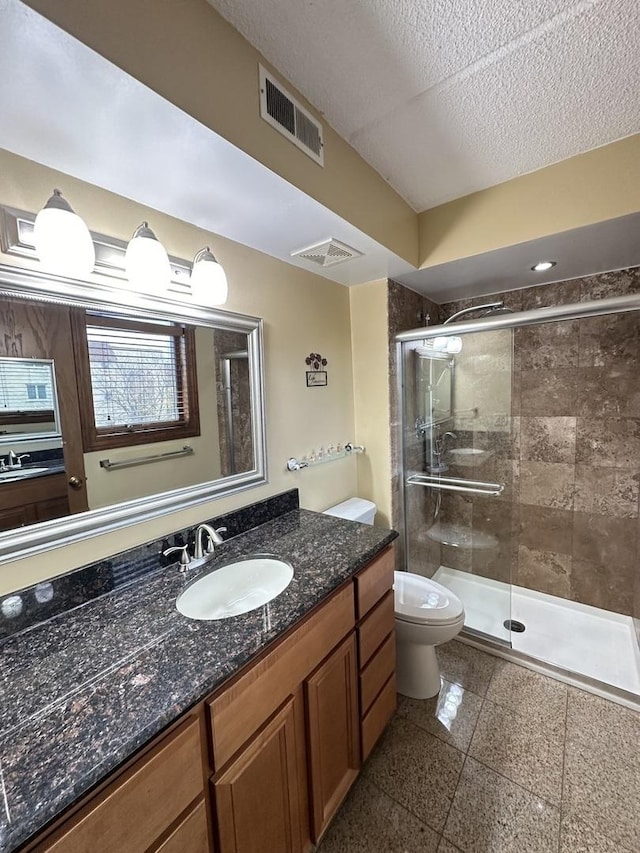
[24,0,418,267]
[349,280,391,526]
[0,149,358,594]
[418,134,640,268]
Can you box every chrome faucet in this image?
[163,525,227,572]
[194,524,227,560]
[428,430,457,473]
[4,451,30,470]
[435,431,457,457]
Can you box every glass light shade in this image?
[33,190,95,278]
[190,247,228,305]
[125,222,172,292]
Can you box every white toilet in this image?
[324,497,465,700]
[394,571,465,699]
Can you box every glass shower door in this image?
[401,327,516,645]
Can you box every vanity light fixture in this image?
[33,189,95,278]
[125,221,172,292]
[531,260,557,272]
[190,246,228,306]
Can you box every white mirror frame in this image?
[0,261,267,564]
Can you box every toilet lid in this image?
[394,571,464,625]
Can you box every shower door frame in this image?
[396,290,640,648]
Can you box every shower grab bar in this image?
[406,473,504,497]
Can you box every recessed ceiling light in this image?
[531,260,556,272]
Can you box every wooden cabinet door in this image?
[214,694,306,853]
[305,633,360,842]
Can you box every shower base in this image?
[434,565,640,697]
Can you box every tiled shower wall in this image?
[438,265,640,627]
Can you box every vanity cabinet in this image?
[208,582,357,850]
[19,547,396,853]
[0,473,69,532]
[31,715,211,853]
[354,548,396,760]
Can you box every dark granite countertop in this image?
[0,506,396,852]
[0,462,65,485]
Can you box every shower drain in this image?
[504,619,526,633]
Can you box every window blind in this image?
[86,325,187,429]
[0,358,55,412]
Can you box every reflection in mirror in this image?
[215,331,252,476]
[0,357,61,439]
[415,349,455,430]
[0,275,266,557]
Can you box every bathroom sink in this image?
[448,448,492,468]
[0,467,50,482]
[176,555,294,620]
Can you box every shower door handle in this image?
[406,473,504,497]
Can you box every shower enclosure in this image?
[397,291,640,701]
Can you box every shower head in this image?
[478,304,514,318]
[443,301,513,324]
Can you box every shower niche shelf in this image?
[426,522,498,551]
[447,448,493,468]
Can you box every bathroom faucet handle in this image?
[163,545,191,571]
[213,527,227,543]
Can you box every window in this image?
[72,312,200,451]
[26,383,48,400]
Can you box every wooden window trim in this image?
[70,310,200,452]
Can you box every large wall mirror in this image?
[0,262,267,564]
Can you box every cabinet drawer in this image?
[358,590,394,667]
[361,674,396,761]
[156,800,209,853]
[354,547,394,619]
[209,584,355,769]
[360,633,395,716]
[40,718,204,853]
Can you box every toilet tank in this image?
[323,497,377,525]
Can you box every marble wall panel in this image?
[516,544,571,598]
[519,279,581,309]
[572,514,637,615]
[519,461,575,510]
[516,321,580,370]
[574,466,639,518]
[578,313,640,368]
[578,266,640,300]
[519,505,573,555]
[575,418,640,469]
[520,369,579,417]
[520,417,576,464]
[578,367,640,418]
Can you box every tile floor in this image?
[317,640,640,853]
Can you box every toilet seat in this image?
[394,571,464,626]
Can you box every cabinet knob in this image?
[68,476,83,490]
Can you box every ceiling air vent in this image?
[259,65,324,166]
[291,238,363,268]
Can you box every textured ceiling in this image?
[206,0,640,211]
